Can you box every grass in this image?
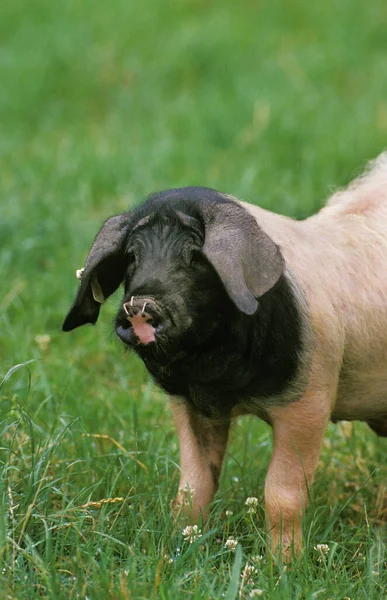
[1,0,386,597]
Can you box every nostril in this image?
[123,302,133,316]
[123,302,142,318]
[122,296,160,324]
[123,296,138,315]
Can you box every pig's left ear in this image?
[62,214,131,331]
[202,202,284,315]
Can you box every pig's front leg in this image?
[170,400,230,520]
[265,389,331,561]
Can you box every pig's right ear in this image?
[62,214,131,332]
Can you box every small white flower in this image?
[250,590,264,598]
[245,497,259,514]
[314,544,330,562]
[241,564,257,583]
[225,510,233,517]
[245,497,259,507]
[251,554,263,563]
[224,537,238,551]
[182,525,201,544]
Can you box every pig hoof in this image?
[269,533,303,563]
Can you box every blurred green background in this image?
[1,0,386,598]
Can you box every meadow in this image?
[1,0,386,597]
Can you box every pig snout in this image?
[116,296,160,345]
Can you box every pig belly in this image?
[332,370,387,423]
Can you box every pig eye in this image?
[126,249,137,268]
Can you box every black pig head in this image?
[62,187,284,343]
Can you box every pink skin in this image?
[128,313,156,344]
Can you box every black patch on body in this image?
[140,274,302,418]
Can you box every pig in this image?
[63,153,387,559]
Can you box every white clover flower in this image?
[245,497,259,507]
[163,553,173,564]
[241,564,257,583]
[224,537,238,551]
[314,543,330,562]
[251,554,263,563]
[182,525,201,544]
[250,590,264,598]
[225,510,233,517]
[245,497,259,513]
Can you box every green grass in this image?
[1,0,386,597]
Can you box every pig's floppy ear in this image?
[62,214,131,331]
[202,203,283,315]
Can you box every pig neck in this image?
[147,274,305,418]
